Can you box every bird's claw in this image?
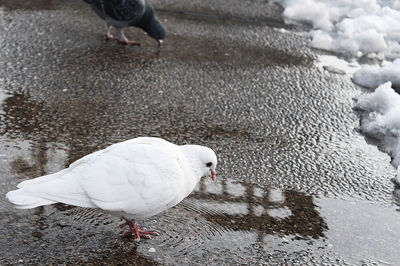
[134,234,150,241]
[118,40,141,46]
[104,34,140,46]
[120,220,158,241]
[105,33,117,41]
[119,222,128,228]
[124,229,158,240]
[139,230,159,236]
[136,228,159,239]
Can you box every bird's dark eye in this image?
[206,162,212,167]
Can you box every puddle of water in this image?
[316,196,400,265]
[1,87,399,263]
[3,149,399,265]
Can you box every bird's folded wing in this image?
[79,145,186,217]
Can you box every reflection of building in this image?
[1,90,108,176]
[189,178,328,242]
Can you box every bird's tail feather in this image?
[6,189,56,209]
[17,169,68,189]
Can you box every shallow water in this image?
[1,0,399,264]
[2,173,400,264]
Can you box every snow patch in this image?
[355,82,400,176]
[353,59,400,88]
[316,55,361,75]
[277,0,400,60]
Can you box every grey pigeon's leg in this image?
[119,219,159,241]
[105,24,116,40]
[115,28,140,46]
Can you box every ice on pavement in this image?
[315,55,360,75]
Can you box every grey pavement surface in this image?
[0,0,399,264]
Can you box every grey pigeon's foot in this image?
[120,219,159,241]
[115,28,141,46]
[118,39,141,46]
[105,33,117,41]
[104,33,140,45]
[104,25,118,41]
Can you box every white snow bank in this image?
[353,59,400,88]
[356,82,400,169]
[277,0,400,60]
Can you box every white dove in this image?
[6,137,217,241]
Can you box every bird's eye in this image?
[206,162,212,167]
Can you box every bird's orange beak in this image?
[211,169,216,182]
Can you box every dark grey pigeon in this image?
[83,0,165,46]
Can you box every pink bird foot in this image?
[117,39,141,46]
[105,33,117,41]
[104,34,140,46]
[119,219,159,241]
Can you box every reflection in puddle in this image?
[10,142,68,180]
[253,204,265,217]
[0,90,269,163]
[225,181,246,197]
[267,206,292,219]
[0,90,113,167]
[188,179,328,244]
[268,187,285,203]
[199,201,250,216]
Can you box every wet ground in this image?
[0,0,399,264]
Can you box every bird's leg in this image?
[116,28,140,46]
[105,24,117,40]
[119,219,159,241]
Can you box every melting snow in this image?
[355,82,400,179]
[353,59,400,88]
[277,0,400,60]
[277,0,400,182]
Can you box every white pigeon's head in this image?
[182,145,218,181]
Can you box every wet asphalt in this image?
[1,0,400,265]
